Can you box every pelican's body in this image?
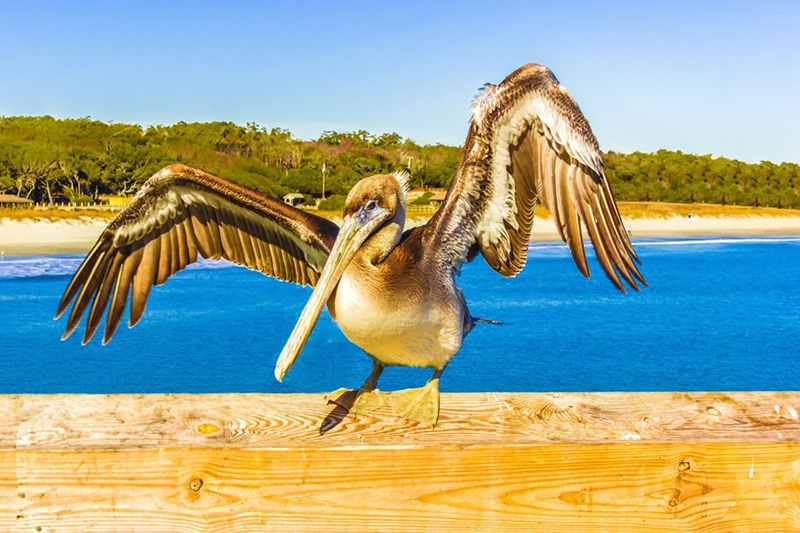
[56,64,646,428]
[330,231,469,370]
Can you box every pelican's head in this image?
[274,172,408,382]
[342,172,408,225]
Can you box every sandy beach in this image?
[533,214,800,241]
[0,218,110,256]
[2,212,800,256]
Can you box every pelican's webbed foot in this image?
[327,386,388,417]
[321,363,443,432]
[386,376,441,427]
[323,360,387,428]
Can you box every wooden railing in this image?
[2,392,799,531]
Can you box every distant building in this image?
[0,194,33,206]
[429,191,448,207]
[283,193,306,207]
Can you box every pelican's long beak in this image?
[274,204,390,382]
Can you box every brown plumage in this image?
[424,63,644,292]
[56,164,337,345]
[58,63,645,427]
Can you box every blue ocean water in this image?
[0,236,798,394]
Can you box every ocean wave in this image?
[527,235,800,251]
[2,236,797,280]
[631,236,800,247]
[0,254,236,280]
[0,255,84,280]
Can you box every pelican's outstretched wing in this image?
[56,164,339,344]
[423,63,645,292]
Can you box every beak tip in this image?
[274,367,285,383]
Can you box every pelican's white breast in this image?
[330,266,463,369]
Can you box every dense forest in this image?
[1,116,799,210]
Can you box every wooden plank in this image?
[1,392,799,532]
[4,391,800,448]
[0,396,23,532]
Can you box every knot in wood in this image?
[677,460,691,472]
[189,478,204,492]
[706,406,720,416]
[197,422,220,435]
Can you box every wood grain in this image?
[1,392,799,532]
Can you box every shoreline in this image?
[2,214,800,257]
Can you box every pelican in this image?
[56,64,645,428]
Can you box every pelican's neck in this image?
[357,206,406,265]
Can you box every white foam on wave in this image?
[2,236,797,280]
[632,237,800,247]
[0,254,236,280]
[0,255,85,280]
[528,236,800,252]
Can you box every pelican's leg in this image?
[327,360,388,417]
[386,368,443,428]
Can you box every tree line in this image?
[1,116,798,209]
[604,150,800,208]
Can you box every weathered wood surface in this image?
[1,392,799,532]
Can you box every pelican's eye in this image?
[365,200,377,211]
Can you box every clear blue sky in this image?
[1,1,798,164]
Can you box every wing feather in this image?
[254,228,270,274]
[188,204,213,259]
[253,219,271,272]
[183,218,199,265]
[156,228,172,285]
[204,205,223,259]
[174,217,188,271]
[169,220,182,276]
[83,250,125,344]
[63,246,113,340]
[238,215,256,268]
[566,171,591,277]
[422,63,644,291]
[129,237,159,327]
[582,197,624,291]
[104,244,142,344]
[596,188,645,284]
[55,238,105,319]
[268,240,284,279]
[560,160,589,278]
[535,130,556,211]
[57,164,339,344]
[546,148,565,242]
[275,231,292,280]
[215,208,232,261]
[223,210,244,263]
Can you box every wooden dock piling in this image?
[2,392,799,531]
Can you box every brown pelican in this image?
[56,64,645,428]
